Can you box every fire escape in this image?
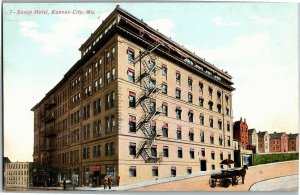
[135,43,163,163]
[40,97,57,168]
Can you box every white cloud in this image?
[147,18,175,38]
[249,14,275,25]
[19,11,110,54]
[212,16,241,27]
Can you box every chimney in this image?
[244,118,246,123]
[240,117,242,121]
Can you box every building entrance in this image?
[200,160,207,171]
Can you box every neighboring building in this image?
[31,6,235,186]
[233,118,248,150]
[248,128,258,154]
[4,162,32,187]
[288,133,299,152]
[269,132,289,153]
[3,157,11,186]
[257,131,270,153]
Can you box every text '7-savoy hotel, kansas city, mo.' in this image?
[31,5,235,186]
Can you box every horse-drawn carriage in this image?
[209,159,248,188]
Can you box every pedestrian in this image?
[241,165,248,184]
[63,178,66,190]
[108,176,112,190]
[104,175,108,189]
[116,175,120,186]
[96,176,99,187]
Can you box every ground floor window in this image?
[187,167,192,175]
[152,166,158,177]
[171,167,176,177]
[129,166,136,177]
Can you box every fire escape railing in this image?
[134,42,163,163]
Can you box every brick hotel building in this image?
[31,6,235,186]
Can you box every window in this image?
[162,102,168,116]
[149,60,156,70]
[212,165,215,170]
[187,167,192,175]
[201,149,205,157]
[227,122,230,132]
[110,91,115,108]
[93,120,101,137]
[162,123,168,137]
[189,129,194,141]
[188,111,194,123]
[129,166,136,177]
[106,71,111,84]
[225,95,229,104]
[199,98,204,107]
[171,167,176,177]
[161,83,168,94]
[220,152,223,161]
[226,108,230,116]
[228,153,231,160]
[151,146,157,157]
[176,71,181,83]
[111,115,116,132]
[127,48,135,61]
[217,91,221,100]
[163,146,169,157]
[188,77,193,88]
[111,47,116,59]
[83,105,90,120]
[105,94,110,110]
[149,78,156,90]
[162,66,167,76]
[217,104,221,113]
[110,142,115,155]
[105,143,109,156]
[190,149,195,159]
[188,93,193,103]
[177,147,183,158]
[105,116,110,134]
[176,107,182,120]
[129,116,136,133]
[209,118,214,128]
[218,120,222,130]
[129,92,136,108]
[111,68,116,80]
[200,114,204,125]
[99,77,103,88]
[128,69,135,83]
[210,134,214,144]
[227,136,231,147]
[129,143,136,155]
[219,135,223,145]
[208,101,213,111]
[175,88,181,99]
[200,131,205,143]
[211,151,215,160]
[208,87,213,97]
[152,166,158,176]
[199,82,203,92]
[177,126,182,139]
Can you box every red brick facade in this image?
[269,132,289,153]
[233,118,248,150]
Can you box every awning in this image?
[163,123,168,128]
[129,116,136,122]
[92,166,100,172]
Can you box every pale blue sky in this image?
[3,3,298,161]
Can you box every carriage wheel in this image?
[209,178,216,188]
[221,178,231,188]
[232,176,239,186]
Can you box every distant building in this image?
[3,157,11,187]
[233,118,248,150]
[269,132,289,153]
[288,133,299,152]
[248,128,258,154]
[257,131,270,153]
[4,162,32,187]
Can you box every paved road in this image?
[249,175,299,191]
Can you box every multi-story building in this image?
[4,162,32,187]
[248,128,258,154]
[257,131,270,153]
[288,133,299,152]
[233,118,248,150]
[269,132,289,153]
[3,157,11,186]
[31,6,235,186]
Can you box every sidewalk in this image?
[249,175,299,191]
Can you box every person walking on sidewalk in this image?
[116,175,120,186]
[63,178,66,190]
[108,176,112,190]
[103,175,108,189]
